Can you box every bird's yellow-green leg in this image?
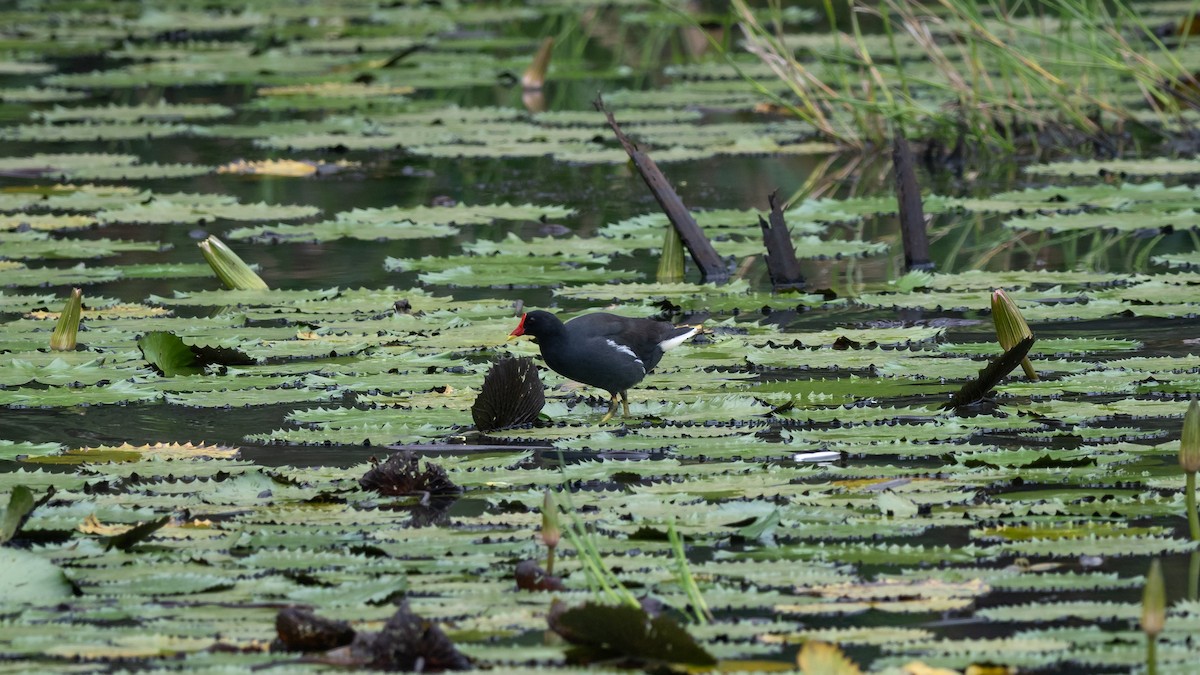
[599,392,620,424]
[620,390,630,417]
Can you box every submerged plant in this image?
[49,288,82,351]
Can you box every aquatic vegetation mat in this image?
[2,0,1200,672]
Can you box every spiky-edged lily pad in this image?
[0,548,74,606]
[1026,158,1200,177]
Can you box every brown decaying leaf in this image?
[366,600,472,671]
[515,559,565,592]
[359,451,462,497]
[274,607,356,652]
[273,602,471,672]
[471,357,544,432]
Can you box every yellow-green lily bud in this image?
[657,225,685,284]
[521,37,554,91]
[991,288,1037,380]
[1181,396,1200,474]
[50,288,83,351]
[1141,559,1166,637]
[541,490,560,550]
[198,235,269,291]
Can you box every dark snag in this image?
[893,130,934,272]
[274,607,356,652]
[942,335,1035,410]
[368,601,472,672]
[758,190,805,291]
[593,95,729,283]
[359,451,462,497]
[104,514,171,552]
[472,357,544,432]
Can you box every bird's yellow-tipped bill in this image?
[507,313,529,341]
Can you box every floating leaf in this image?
[0,548,74,606]
[549,601,717,668]
[797,641,862,675]
[137,331,202,377]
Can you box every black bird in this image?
[508,310,701,423]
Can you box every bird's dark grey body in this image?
[510,310,699,421]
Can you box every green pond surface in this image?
[2,0,1200,673]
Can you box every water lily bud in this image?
[50,288,83,351]
[1141,558,1166,637]
[657,225,685,284]
[1181,396,1200,474]
[198,235,269,291]
[991,288,1037,380]
[541,490,560,549]
[521,37,554,90]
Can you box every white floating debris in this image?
[793,451,841,463]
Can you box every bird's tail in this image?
[659,324,703,351]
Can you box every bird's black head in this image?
[508,310,564,340]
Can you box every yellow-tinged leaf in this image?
[965,666,1017,675]
[181,518,215,529]
[711,659,795,672]
[43,635,213,659]
[797,641,861,675]
[904,661,961,675]
[78,514,128,536]
[218,159,317,177]
[27,304,171,320]
[0,213,95,231]
[61,441,240,462]
[256,82,414,97]
[217,158,358,177]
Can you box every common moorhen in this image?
[508,310,701,423]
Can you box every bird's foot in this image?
[620,392,631,417]
[599,393,620,424]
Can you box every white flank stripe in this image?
[606,339,644,372]
[658,326,699,351]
